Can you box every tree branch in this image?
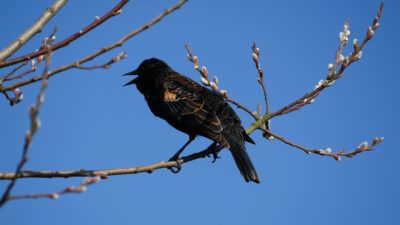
[262,128,384,161]
[0,0,188,92]
[0,0,128,68]
[0,32,55,207]
[185,44,259,120]
[7,177,100,201]
[0,0,68,61]
[271,3,383,119]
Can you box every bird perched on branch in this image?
[124,58,259,183]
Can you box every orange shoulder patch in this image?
[164,90,177,101]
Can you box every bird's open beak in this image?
[123,69,139,86]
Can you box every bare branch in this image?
[3,66,37,82]
[1,61,29,81]
[0,133,384,180]
[0,0,188,92]
[0,0,68,61]
[0,0,129,69]
[75,52,127,70]
[262,128,384,161]
[251,43,272,138]
[185,44,259,120]
[251,43,269,115]
[7,177,100,201]
[0,34,54,207]
[271,2,383,119]
[0,144,225,180]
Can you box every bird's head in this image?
[123,58,170,86]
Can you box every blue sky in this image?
[1,1,398,224]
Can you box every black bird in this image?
[124,58,259,183]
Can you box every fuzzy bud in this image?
[49,193,59,199]
[35,118,41,129]
[78,186,87,192]
[314,79,326,90]
[334,155,341,161]
[358,141,369,151]
[338,54,345,63]
[339,32,348,43]
[192,56,199,69]
[13,88,23,103]
[38,95,44,105]
[252,53,258,61]
[372,137,384,146]
[367,27,374,40]
[213,76,219,85]
[372,22,380,30]
[219,89,228,97]
[325,148,332,154]
[209,81,218,90]
[200,76,209,85]
[201,67,208,79]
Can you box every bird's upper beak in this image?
[123,69,139,86]
[123,69,138,76]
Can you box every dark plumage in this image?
[124,58,259,183]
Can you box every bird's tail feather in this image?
[226,129,260,183]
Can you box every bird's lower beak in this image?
[124,77,139,86]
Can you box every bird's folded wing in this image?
[163,79,223,134]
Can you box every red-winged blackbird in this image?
[124,58,259,183]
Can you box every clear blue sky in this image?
[1,1,398,224]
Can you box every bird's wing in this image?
[163,77,223,134]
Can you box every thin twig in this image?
[4,66,37,82]
[1,61,29,80]
[261,128,384,161]
[75,52,127,70]
[252,43,269,115]
[251,43,272,138]
[2,92,14,105]
[7,177,100,201]
[0,0,68,61]
[226,97,258,120]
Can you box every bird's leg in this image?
[168,136,195,173]
[206,142,220,163]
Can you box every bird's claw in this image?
[206,142,220,163]
[210,151,221,163]
[168,156,182,173]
